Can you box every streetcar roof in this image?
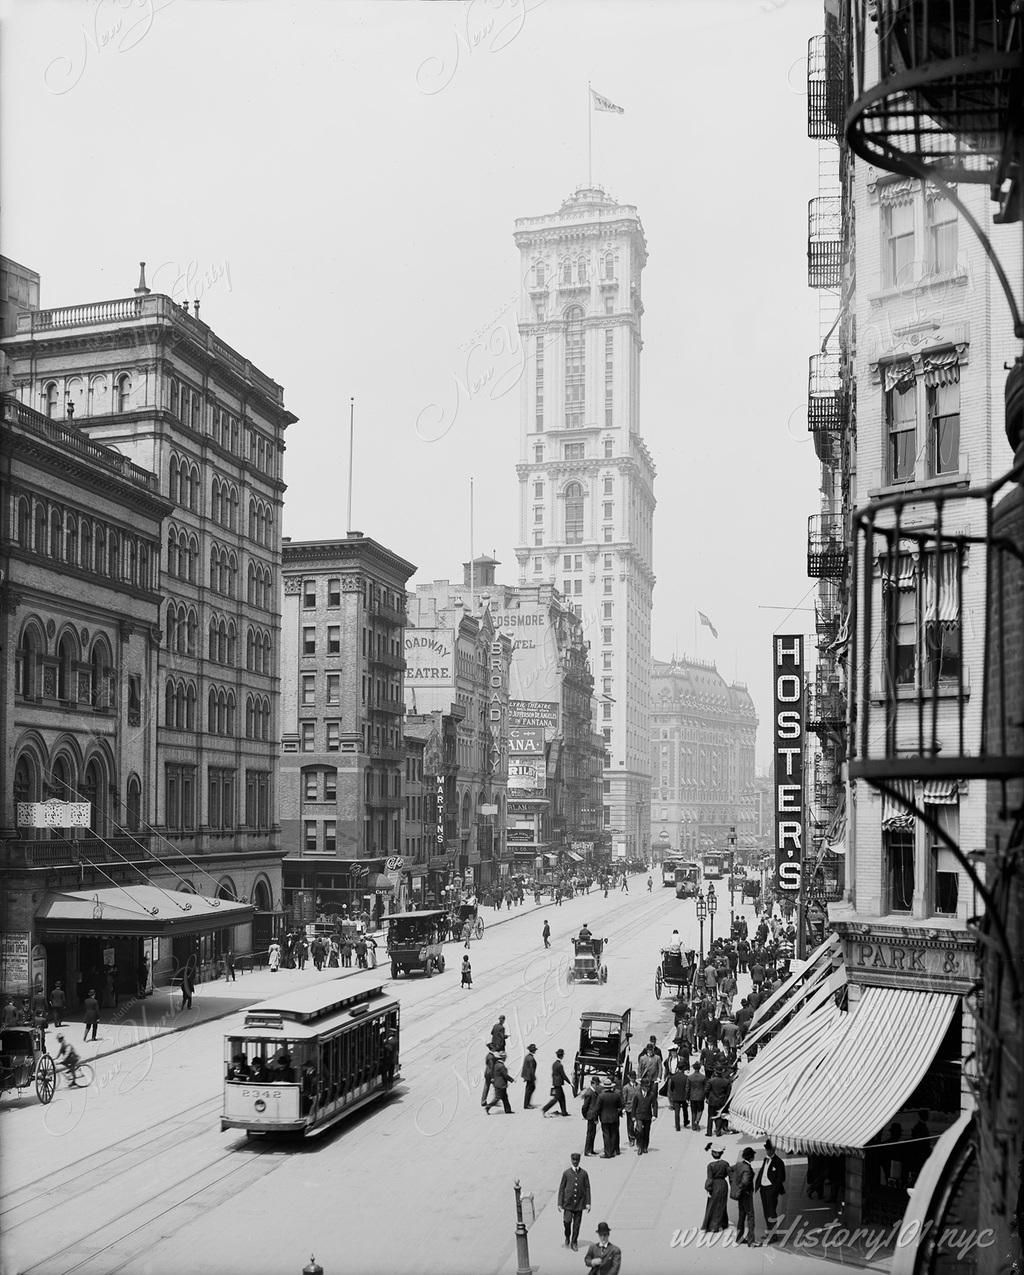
[232,981,395,1031]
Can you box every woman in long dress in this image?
[702,1142,731,1232]
[268,941,281,973]
[461,956,472,989]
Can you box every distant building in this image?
[649,657,758,861]
[280,533,415,926]
[513,186,655,862]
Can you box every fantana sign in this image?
[772,635,805,895]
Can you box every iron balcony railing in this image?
[807,34,844,141]
[808,680,847,729]
[808,512,848,579]
[808,198,843,287]
[846,0,1021,186]
[849,457,1024,782]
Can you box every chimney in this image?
[193,299,201,318]
[134,262,150,295]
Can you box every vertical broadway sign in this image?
[773,634,805,893]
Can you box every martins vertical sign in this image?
[773,634,805,894]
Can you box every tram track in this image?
[2,884,675,1275]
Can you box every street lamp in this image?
[707,882,717,947]
[695,892,707,961]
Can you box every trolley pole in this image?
[514,1179,536,1275]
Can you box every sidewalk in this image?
[51,885,578,1067]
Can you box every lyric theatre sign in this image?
[773,634,805,894]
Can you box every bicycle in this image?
[58,1059,94,1089]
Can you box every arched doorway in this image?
[253,879,272,912]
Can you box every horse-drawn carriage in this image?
[383,910,447,978]
[452,901,484,942]
[654,947,694,1000]
[0,1025,57,1104]
[572,1008,632,1093]
[567,935,608,984]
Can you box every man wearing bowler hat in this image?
[583,1221,621,1274]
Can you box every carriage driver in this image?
[578,922,593,944]
[666,930,682,953]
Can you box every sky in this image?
[0,0,825,770]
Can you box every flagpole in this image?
[346,396,354,534]
[694,608,698,662]
[469,476,475,614]
[587,81,592,186]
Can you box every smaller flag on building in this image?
[698,611,719,639]
[591,89,624,114]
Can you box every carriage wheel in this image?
[391,961,399,979]
[600,966,608,984]
[437,955,446,973]
[474,918,484,940]
[35,1054,56,1105]
[654,969,663,999]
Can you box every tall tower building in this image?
[513,187,655,861]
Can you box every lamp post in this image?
[728,825,737,917]
[513,1179,535,1275]
[707,882,717,946]
[695,892,707,961]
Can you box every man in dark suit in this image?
[520,1043,538,1109]
[542,1049,571,1116]
[597,1081,623,1157]
[685,1062,707,1133]
[581,1076,601,1154]
[755,1138,787,1238]
[583,1221,621,1274]
[556,1152,591,1251]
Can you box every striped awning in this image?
[922,552,960,622]
[730,983,844,1139]
[922,779,959,805]
[755,986,959,1155]
[745,933,844,1047]
[881,780,916,830]
[879,549,917,589]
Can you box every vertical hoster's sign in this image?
[773,634,805,894]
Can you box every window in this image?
[603,439,613,458]
[563,555,572,570]
[926,194,957,275]
[564,443,585,461]
[885,550,961,690]
[603,477,613,495]
[604,252,615,281]
[561,259,572,285]
[324,820,337,853]
[603,702,612,719]
[563,579,572,596]
[326,721,341,751]
[602,652,612,670]
[578,256,588,285]
[603,578,612,594]
[929,803,960,915]
[245,770,271,828]
[304,771,318,801]
[301,722,315,752]
[564,306,585,427]
[165,764,196,830]
[602,677,612,695]
[534,532,543,545]
[602,602,613,619]
[882,198,915,289]
[302,627,316,655]
[327,625,341,654]
[574,555,582,569]
[533,507,543,524]
[326,673,341,705]
[603,501,613,520]
[324,770,337,801]
[303,580,316,608]
[304,821,318,852]
[328,578,341,607]
[604,806,611,826]
[564,482,584,544]
[535,482,544,500]
[886,377,917,484]
[533,557,542,573]
[534,445,543,463]
[885,827,915,912]
[928,381,960,477]
[604,554,612,569]
[302,674,316,706]
[208,768,235,830]
[535,262,546,288]
[603,527,613,543]
[602,626,612,644]
[535,334,545,431]
[574,579,582,595]
[604,329,614,427]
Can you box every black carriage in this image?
[383,910,447,978]
[452,902,484,942]
[572,1008,632,1093]
[654,947,694,1000]
[567,935,608,984]
[742,878,761,900]
[0,1025,57,1104]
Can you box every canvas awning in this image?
[742,959,847,1058]
[565,851,584,863]
[34,886,254,937]
[365,874,396,891]
[747,932,842,1037]
[737,986,959,1155]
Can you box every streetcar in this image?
[673,861,701,899]
[702,852,726,880]
[660,857,682,888]
[221,983,399,1138]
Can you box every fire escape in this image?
[845,2,1024,1260]
[805,26,851,907]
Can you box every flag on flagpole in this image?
[591,89,624,114]
[698,611,719,639]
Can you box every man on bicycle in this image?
[55,1035,83,1087]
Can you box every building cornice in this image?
[283,537,416,583]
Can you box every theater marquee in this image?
[773,634,805,894]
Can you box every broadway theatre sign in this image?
[837,923,979,995]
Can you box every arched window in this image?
[245,695,255,738]
[169,456,180,502]
[561,259,572,285]
[210,546,220,592]
[95,527,106,573]
[138,543,149,589]
[126,776,142,832]
[44,382,59,418]
[50,755,73,804]
[14,753,39,809]
[17,624,42,698]
[50,509,63,560]
[212,480,222,525]
[33,503,47,555]
[226,622,236,665]
[578,256,588,284]
[167,529,178,579]
[190,392,200,430]
[226,692,235,736]
[248,499,257,540]
[16,496,31,545]
[165,678,176,727]
[169,379,179,417]
[81,520,92,570]
[564,481,584,544]
[186,608,197,656]
[115,373,131,413]
[185,682,197,729]
[247,562,257,605]
[604,252,615,281]
[82,757,105,833]
[209,689,218,733]
[535,262,546,288]
[190,465,200,511]
[107,530,119,578]
[91,639,112,708]
[57,632,76,701]
[227,486,238,531]
[124,539,136,584]
[65,514,78,565]
[564,306,585,427]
